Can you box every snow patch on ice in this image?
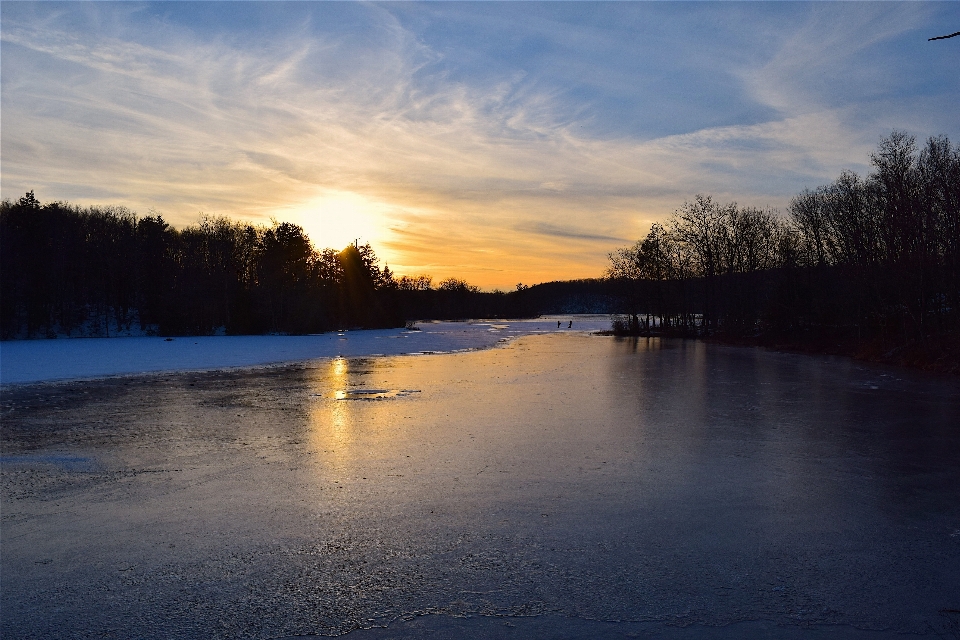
[0,316,612,385]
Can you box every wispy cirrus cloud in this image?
[2,2,957,288]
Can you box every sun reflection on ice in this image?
[309,357,354,460]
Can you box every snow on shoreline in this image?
[0,316,613,385]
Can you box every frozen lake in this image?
[0,317,612,385]
[2,334,959,638]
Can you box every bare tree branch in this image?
[928,31,960,41]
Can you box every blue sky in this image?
[2,2,958,287]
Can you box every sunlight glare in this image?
[309,357,353,458]
[282,190,389,252]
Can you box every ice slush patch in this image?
[334,389,420,400]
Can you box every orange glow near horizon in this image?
[268,188,642,290]
[266,189,656,291]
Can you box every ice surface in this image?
[3,335,959,638]
[0,315,612,385]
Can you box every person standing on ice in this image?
[558,320,561,328]
[568,321,572,329]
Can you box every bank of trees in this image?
[5,130,956,351]
[607,132,960,348]
[0,196,507,338]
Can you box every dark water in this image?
[2,335,959,638]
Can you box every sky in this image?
[2,2,958,289]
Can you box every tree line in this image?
[606,132,960,353]
[5,129,956,358]
[0,196,521,339]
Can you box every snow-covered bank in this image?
[0,316,612,385]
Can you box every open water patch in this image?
[0,453,97,472]
[334,389,421,400]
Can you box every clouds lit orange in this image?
[2,2,957,288]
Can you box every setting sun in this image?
[281,189,390,253]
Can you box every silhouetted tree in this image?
[606,131,960,352]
